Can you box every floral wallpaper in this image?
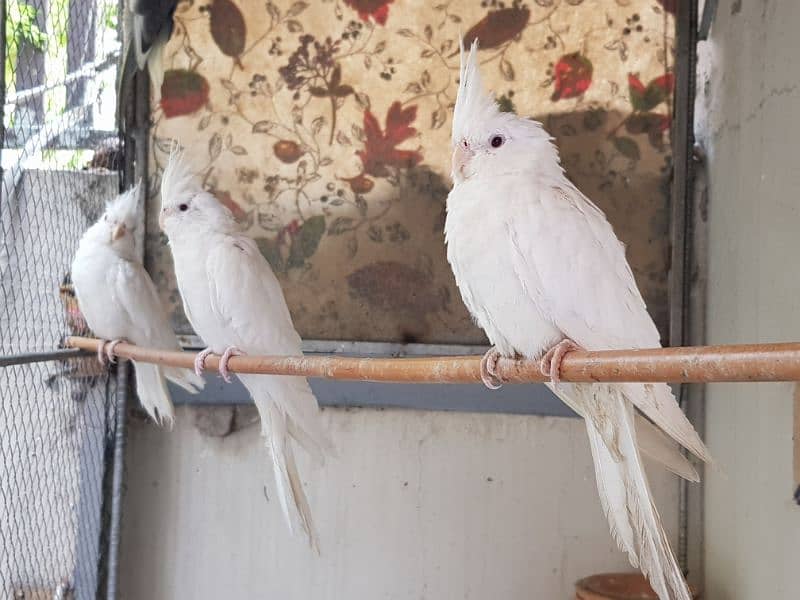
[146,0,677,345]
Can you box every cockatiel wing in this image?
[114,261,204,392]
[507,183,711,463]
[204,238,332,453]
[205,236,303,355]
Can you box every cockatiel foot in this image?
[105,339,126,364]
[219,346,244,383]
[96,339,110,365]
[480,347,504,390]
[194,347,214,377]
[540,338,582,386]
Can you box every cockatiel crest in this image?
[451,40,560,184]
[81,182,142,260]
[105,181,141,227]
[159,146,238,234]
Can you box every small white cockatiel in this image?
[158,150,333,551]
[445,41,712,600]
[71,184,204,426]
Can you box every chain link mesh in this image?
[1,1,122,597]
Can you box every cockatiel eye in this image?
[179,203,189,212]
[490,135,505,148]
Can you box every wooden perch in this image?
[66,336,800,384]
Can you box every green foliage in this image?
[101,3,118,30]
[5,1,48,92]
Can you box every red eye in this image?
[490,135,504,148]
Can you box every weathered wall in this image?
[119,408,681,599]
[698,1,800,598]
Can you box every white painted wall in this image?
[119,406,681,599]
[699,1,800,598]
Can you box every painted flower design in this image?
[357,102,422,177]
[344,0,394,26]
[279,34,353,143]
[551,52,593,101]
[462,5,531,50]
[160,70,210,118]
[627,72,674,112]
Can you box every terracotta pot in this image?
[575,573,701,600]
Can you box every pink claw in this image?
[194,347,214,377]
[97,339,109,366]
[480,347,504,390]
[105,339,126,364]
[219,346,244,383]
[540,338,581,386]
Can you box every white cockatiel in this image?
[445,41,712,600]
[71,184,204,426]
[158,150,333,551]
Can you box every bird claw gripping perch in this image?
[96,339,110,365]
[105,339,126,364]
[480,347,504,389]
[219,346,244,383]
[194,347,215,377]
[540,338,581,387]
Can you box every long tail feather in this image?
[132,361,175,428]
[163,365,204,394]
[622,382,712,465]
[282,377,336,465]
[635,413,699,483]
[260,398,320,552]
[573,383,692,600]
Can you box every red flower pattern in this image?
[628,72,674,112]
[344,0,394,26]
[551,53,593,101]
[357,102,423,177]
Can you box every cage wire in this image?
[1,0,123,598]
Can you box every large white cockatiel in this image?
[71,184,204,426]
[158,150,333,551]
[445,41,711,600]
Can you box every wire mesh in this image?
[1,1,122,598]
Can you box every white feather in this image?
[160,150,333,549]
[71,185,203,428]
[445,41,709,599]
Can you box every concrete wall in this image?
[119,406,682,599]
[699,1,800,598]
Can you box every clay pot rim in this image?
[575,573,700,600]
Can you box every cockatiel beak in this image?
[158,210,166,231]
[452,143,474,183]
[111,223,126,241]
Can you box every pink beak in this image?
[452,143,474,182]
[111,223,126,241]
[158,209,170,231]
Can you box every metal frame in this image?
[670,0,701,578]
[105,363,129,600]
[0,348,90,366]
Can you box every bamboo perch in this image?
[66,336,800,384]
